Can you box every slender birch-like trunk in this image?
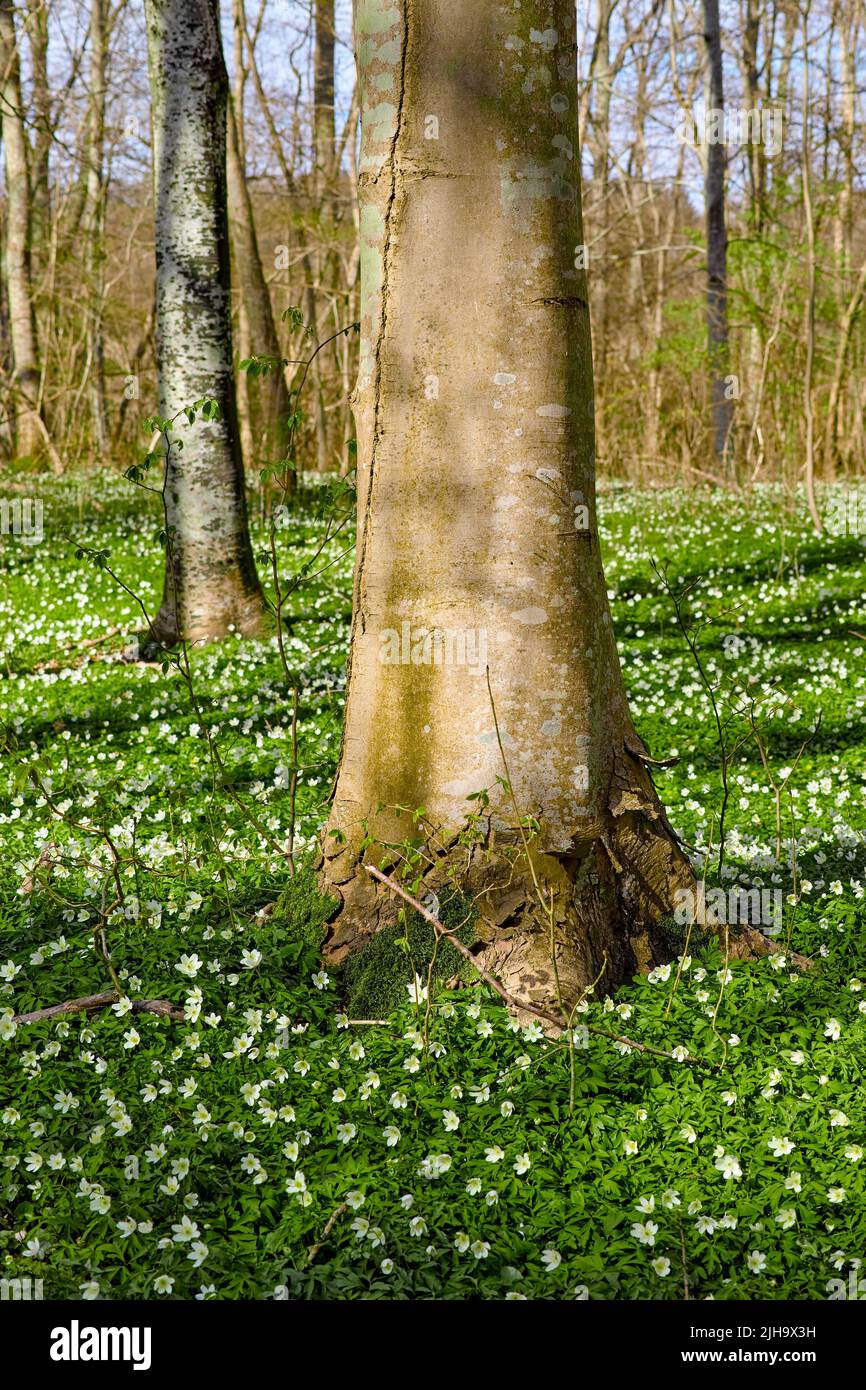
[144,0,265,645]
[319,0,760,1007]
[230,0,254,474]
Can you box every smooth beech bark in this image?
[319,0,753,1007]
[144,0,265,645]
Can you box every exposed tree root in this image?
[365,864,714,1068]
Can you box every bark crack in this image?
[531,295,588,309]
[357,0,410,603]
[334,3,410,779]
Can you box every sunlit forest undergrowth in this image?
[1,476,864,1300]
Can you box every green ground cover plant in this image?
[1,477,864,1300]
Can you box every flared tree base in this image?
[140,587,268,654]
[319,801,774,1013]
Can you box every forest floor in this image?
[0,474,864,1299]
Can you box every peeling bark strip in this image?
[144,0,265,646]
[320,0,760,1008]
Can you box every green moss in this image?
[274,867,338,950]
[341,887,477,1018]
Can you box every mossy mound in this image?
[273,867,338,951]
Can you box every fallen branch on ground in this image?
[12,992,185,1025]
[33,626,125,672]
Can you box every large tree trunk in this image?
[702,0,733,466]
[0,0,43,459]
[143,0,266,646]
[319,0,739,1011]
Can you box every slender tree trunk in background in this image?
[0,226,11,453]
[305,272,330,472]
[226,93,294,487]
[85,0,109,455]
[236,15,329,470]
[318,0,754,1008]
[24,1,50,291]
[235,290,254,473]
[314,0,336,192]
[742,0,764,231]
[740,0,766,437]
[648,147,684,464]
[774,0,796,165]
[626,42,648,332]
[143,0,266,645]
[0,0,43,458]
[702,0,733,466]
